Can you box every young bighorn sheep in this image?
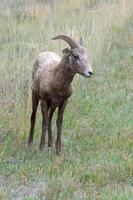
[28,35,93,154]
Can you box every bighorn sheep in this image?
[28,35,93,154]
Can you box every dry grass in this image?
[0,0,133,199]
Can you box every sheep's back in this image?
[31,51,61,96]
[32,52,61,79]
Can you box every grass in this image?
[0,0,133,199]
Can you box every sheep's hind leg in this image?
[39,100,49,152]
[28,92,39,146]
[48,106,56,147]
[56,100,68,154]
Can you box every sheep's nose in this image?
[89,71,93,76]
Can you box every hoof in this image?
[56,150,61,155]
[55,143,61,155]
[48,140,53,147]
[28,141,33,147]
[39,145,45,153]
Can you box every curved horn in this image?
[52,35,79,49]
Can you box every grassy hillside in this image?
[0,0,133,199]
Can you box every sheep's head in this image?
[52,35,93,78]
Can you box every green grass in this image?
[0,0,133,199]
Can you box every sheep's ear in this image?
[62,48,70,56]
[79,35,84,46]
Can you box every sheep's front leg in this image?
[39,100,48,152]
[56,99,68,154]
[48,106,56,147]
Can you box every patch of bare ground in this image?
[0,175,45,199]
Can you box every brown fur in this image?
[28,35,93,154]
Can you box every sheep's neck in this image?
[54,61,75,91]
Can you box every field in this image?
[0,0,133,199]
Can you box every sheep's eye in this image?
[73,55,79,59]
